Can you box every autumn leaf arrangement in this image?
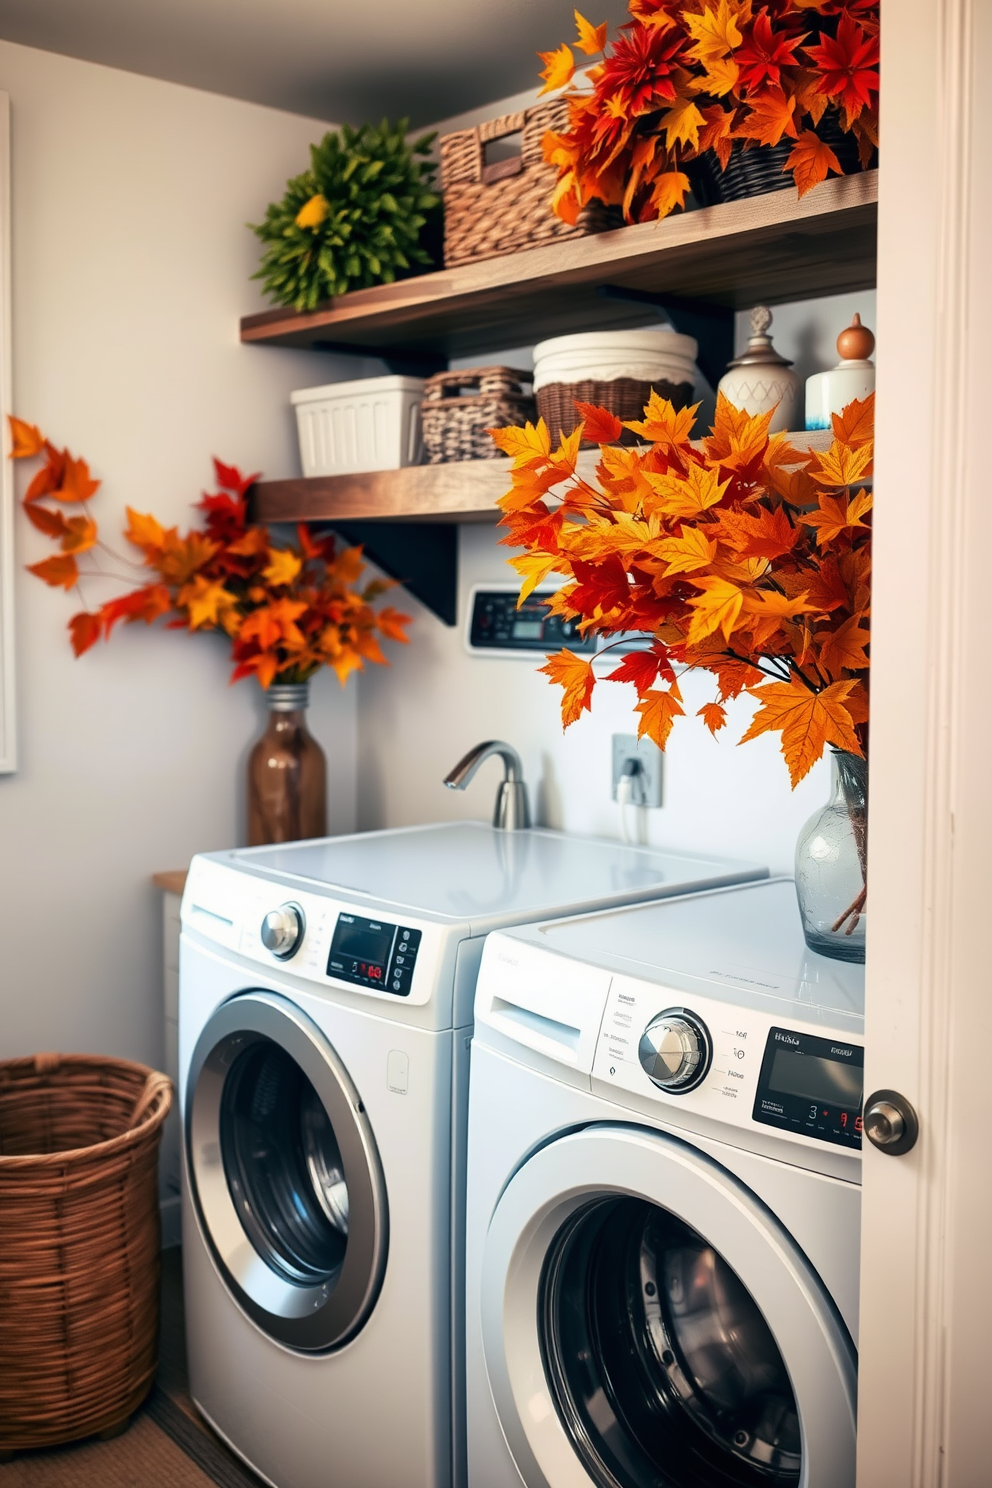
[492,390,871,801]
[10,418,410,688]
[539,2,879,226]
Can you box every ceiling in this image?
[0,0,632,127]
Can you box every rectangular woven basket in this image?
[536,376,697,448]
[439,98,622,269]
[421,367,536,464]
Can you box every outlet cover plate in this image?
[612,733,663,808]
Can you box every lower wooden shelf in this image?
[248,431,834,628]
[248,430,833,527]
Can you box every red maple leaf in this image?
[735,10,807,94]
[605,642,676,691]
[805,15,879,122]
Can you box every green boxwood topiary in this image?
[251,119,440,311]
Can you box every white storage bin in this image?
[291,375,424,477]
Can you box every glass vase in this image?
[794,750,868,964]
[247,682,327,847]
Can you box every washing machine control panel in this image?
[596,976,864,1153]
[326,913,423,996]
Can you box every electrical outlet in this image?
[611,733,664,808]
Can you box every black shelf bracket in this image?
[326,521,458,627]
[596,285,735,392]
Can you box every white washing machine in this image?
[178,822,764,1488]
[465,877,864,1488]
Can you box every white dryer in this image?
[178,823,764,1488]
[466,877,864,1488]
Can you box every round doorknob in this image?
[638,1009,712,1094]
[260,903,305,959]
[864,1089,919,1156]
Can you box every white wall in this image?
[356,289,877,874]
[0,41,363,1062]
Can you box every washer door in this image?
[186,990,387,1352]
[481,1125,856,1488]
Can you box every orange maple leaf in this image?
[740,87,798,147]
[540,648,596,727]
[635,684,685,750]
[740,676,862,786]
[646,463,729,519]
[69,611,103,657]
[806,489,872,546]
[24,503,69,539]
[8,416,46,459]
[817,615,870,678]
[575,402,623,445]
[655,527,718,574]
[786,130,842,198]
[831,392,875,448]
[125,508,167,553]
[51,454,100,504]
[27,554,79,590]
[648,170,691,219]
[624,392,698,448]
[60,515,98,555]
[697,701,728,735]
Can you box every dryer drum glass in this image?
[539,1197,801,1487]
[220,1039,349,1287]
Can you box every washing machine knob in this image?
[260,903,305,959]
[638,1009,712,1094]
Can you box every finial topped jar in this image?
[717,306,799,433]
[805,313,876,431]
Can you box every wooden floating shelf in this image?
[240,173,877,363]
[249,431,835,527]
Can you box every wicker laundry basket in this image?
[421,367,536,463]
[440,97,621,268]
[0,1053,173,1454]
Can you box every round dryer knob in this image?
[260,903,305,959]
[638,1009,712,1094]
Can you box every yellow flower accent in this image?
[295,193,330,230]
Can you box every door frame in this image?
[860,2,992,1480]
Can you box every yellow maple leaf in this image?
[739,676,862,786]
[489,420,552,464]
[655,526,718,575]
[691,55,741,97]
[683,0,747,62]
[624,392,698,448]
[178,575,238,630]
[661,97,705,151]
[686,576,744,644]
[262,547,303,588]
[538,42,576,95]
[540,648,596,727]
[635,684,685,750]
[648,170,691,219]
[510,552,563,603]
[646,462,729,519]
[739,588,816,619]
[574,10,608,55]
[811,440,874,488]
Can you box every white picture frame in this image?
[0,93,13,773]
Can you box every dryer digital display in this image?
[327,913,422,995]
[753,1027,864,1148]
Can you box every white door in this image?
[481,1124,856,1488]
[860,3,992,1481]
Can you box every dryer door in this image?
[481,1124,856,1488]
[185,990,387,1352]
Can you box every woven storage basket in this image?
[0,1053,172,1453]
[536,376,696,448]
[440,98,622,268]
[421,367,536,463]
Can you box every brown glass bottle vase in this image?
[247,682,327,846]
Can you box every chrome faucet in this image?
[443,740,532,831]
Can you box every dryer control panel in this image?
[326,913,423,997]
[594,974,864,1153]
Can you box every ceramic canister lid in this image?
[725,305,793,369]
[835,313,875,365]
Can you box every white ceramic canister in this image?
[717,306,799,433]
[532,326,698,392]
[805,314,876,430]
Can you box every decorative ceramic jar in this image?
[718,306,799,433]
[247,682,327,847]
[805,314,876,431]
[794,750,867,964]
